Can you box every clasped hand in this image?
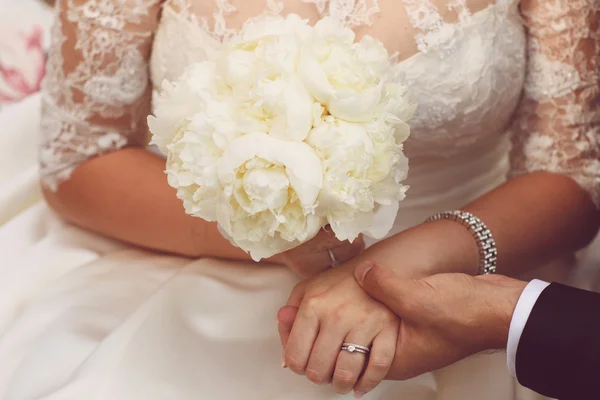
[277,263,400,397]
[278,259,526,398]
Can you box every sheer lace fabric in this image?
[39,0,600,208]
[39,0,162,190]
[509,1,600,205]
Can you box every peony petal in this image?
[220,216,322,262]
[393,120,411,143]
[220,49,257,85]
[328,85,382,122]
[267,78,314,142]
[185,62,218,94]
[363,202,399,239]
[218,133,323,207]
[281,79,314,141]
[244,237,298,261]
[239,14,311,43]
[215,193,236,237]
[148,62,219,153]
[298,48,334,104]
[329,210,372,242]
[243,213,322,261]
[313,17,355,44]
[394,149,410,182]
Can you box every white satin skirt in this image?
[0,95,576,399]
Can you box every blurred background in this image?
[0,0,53,108]
[0,0,54,223]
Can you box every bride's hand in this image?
[271,230,364,279]
[278,263,399,396]
[277,221,480,394]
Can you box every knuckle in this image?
[376,308,397,322]
[304,295,324,312]
[331,304,358,325]
[331,305,347,322]
[369,355,392,371]
[305,368,329,385]
[305,297,355,322]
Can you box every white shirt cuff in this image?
[506,279,550,378]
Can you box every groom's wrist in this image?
[485,280,528,350]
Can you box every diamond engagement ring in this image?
[341,343,370,355]
[328,248,338,266]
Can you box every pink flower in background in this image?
[0,25,46,104]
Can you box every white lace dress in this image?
[0,0,598,399]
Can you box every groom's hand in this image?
[354,262,527,381]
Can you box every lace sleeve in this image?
[39,0,163,191]
[509,1,600,206]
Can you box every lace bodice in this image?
[39,0,600,208]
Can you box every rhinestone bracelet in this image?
[426,210,497,275]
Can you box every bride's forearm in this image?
[357,172,600,278]
[42,147,254,260]
[463,172,599,276]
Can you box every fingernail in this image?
[355,261,375,284]
[281,348,287,368]
[354,391,365,399]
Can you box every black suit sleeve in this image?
[516,283,600,400]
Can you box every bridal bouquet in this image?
[148,15,414,261]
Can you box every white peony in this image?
[149,14,414,260]
[148,62,225,154]
[307,116,409,242]
[218,16,317,142]
[298,18,392,123]
[216,133,324,260]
